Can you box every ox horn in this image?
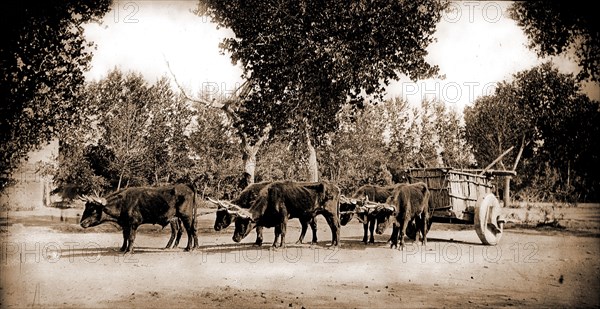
[80,194,105,205]
[77,195,91,202]
[207,197,228,209]
[381,204,396,212]
[91,196,107,205]
[233,208,252,220]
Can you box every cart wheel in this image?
[474,193,504,245]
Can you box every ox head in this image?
[78,195,109,228]
[375,204,396,234]
[231,198,259,243]
[232,213,255,243]
[208,198,246,231]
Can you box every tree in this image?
[509,2,599,82]
[188,105,246,199]
[464,86,531,171]
[319,103,389,193]
[71,69,197,191]
[465,62,600,202]
[0,0,112,188]
[196,0,448,180]
[432,101,472,168]
[511,62,599,201]
[166,59,270,185]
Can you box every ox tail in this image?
[190,183,198,231]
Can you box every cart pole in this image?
[503,176,511,207]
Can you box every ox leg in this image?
[174,219,183,247]
[296,220,308,244]
[179,216,197,252]
[362,223,369,244]
[165,219,178,249]
[368,218,376,244]
[323,213,340,247]
[310,218,318,245]
[419,213,428,247]
[390,223,399,249]
[280,223,287,248]
[273,226,281,248]
[254,226,264,246]
[399,215,411,251]
[126,227,138,253]
[120,228,129,252]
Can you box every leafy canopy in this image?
[0,0,112,183]
[196,0,447,141]
[465,62,600,201]
[509,2,599,82]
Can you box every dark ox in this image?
[213,181,270,245]
[232,180,340,248]
[340,184,397,244]
[376,182,431,250]
[214,181,319,246]
[79,184,199,253]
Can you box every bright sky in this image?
[84,0,599,111]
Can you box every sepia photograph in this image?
[1,1,599,308]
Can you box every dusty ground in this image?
[1,206,599,309]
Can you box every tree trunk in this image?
[242,144,258,185]
[239,128,270,185]
[307,143,318,182]
[117,172,124,191]
[306,128,318,182]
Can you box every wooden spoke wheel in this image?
[474,193,504,245]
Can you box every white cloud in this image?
[84,0,243,97]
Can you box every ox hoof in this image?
[327,242,339,248]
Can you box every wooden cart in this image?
[406,167,516,245]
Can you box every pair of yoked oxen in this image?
[78,180,430,254]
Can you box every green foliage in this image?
[188,105,245,199]
[317,96,472,194]
[37,140,112,199]
[319,103,389,193]
[464,86,531,170]
[0,0,112,186]
[90,70,196,188]
[51,68,199,195]
[386,97,473,169]
[196,0,448,145]
[465,62,600,202]
[509,2,599,82]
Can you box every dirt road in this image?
[1,209,599,308]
